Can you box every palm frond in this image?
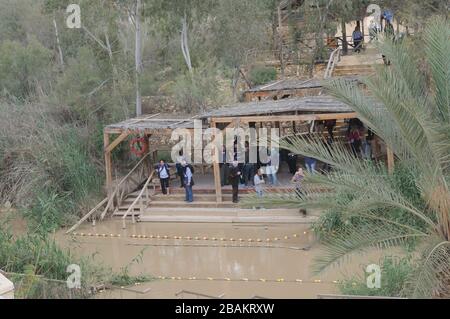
[312,220,427,275]
[424,17,450,123]
[325,78,412,161]
[405,239,450,298]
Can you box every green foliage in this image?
[339,256,413,297]
[312,162,428,249]
[0,224,106,282]
[0,222,113,298]
[109,248,154,287]
[249,66,278,86]
[0,102,103,231]
[168,63,228,112]
[0,39,52,99]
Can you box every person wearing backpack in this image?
[155,159,170,195]
[182,160,194,203]
[352,26,363,53]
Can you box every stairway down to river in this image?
[114,185,317,224]
[332,46,384,77]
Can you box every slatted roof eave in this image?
[104,113,202,134]
[201,95,355,119]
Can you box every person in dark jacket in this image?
[155,160,170,195]
[287,152,298,175]
[352,26,363,53]
[182,160,194,203]
[219,145,229,187]
[228,160,241,203]
[175,155,185,188]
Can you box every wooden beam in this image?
[387,147,395,174]
[104,131,113,195]
[105,131,129,153]
[211,112,357,124]
[211,120,222,203]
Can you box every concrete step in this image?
[333,70,374,76]
[114,207,308,217]
[124,193,249,203]
[334,67,374,72]
[150,201,238,209]
[137,215,317,224]
[117,201,237,211]
[128,187,294,197]
[333,64,375,76]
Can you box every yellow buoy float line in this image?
[152,276,347,285]
[70,232,310,243]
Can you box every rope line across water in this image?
[154,276,347,285]
[70,231,311,243]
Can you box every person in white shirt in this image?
[254,169,265,198]
[156,159,170,195]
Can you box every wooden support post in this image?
[387,147,395,174]
[211,120,222,203]
[105,131,129,153]
[104,131,113,196]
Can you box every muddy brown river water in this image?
[56,220,389,299]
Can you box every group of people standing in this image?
[155,158,194,202]
[346,119,377,160]
[353,9,398,56]
[153,118,377,205]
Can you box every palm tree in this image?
[256,17,450,298]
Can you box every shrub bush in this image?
[249,66,277,86]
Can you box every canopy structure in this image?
[104,113,199,134]
[202,95,355,120]
[200,95,359,202]
[103,113,203,193]
[104,94,392,204]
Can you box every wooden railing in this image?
[121,170,154,229]
[324,47,341,79]
[101,152,152,220]
[66,153,152,234]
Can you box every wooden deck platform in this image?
[114,170,319,224]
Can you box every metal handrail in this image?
[324,47,341,79]
[121,170,154,229]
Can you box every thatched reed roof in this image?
[201,95,354,119]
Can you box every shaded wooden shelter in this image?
[101,95,393,210]
[200,95,360,202]
[103,113,201,194]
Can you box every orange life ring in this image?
[130,137,148,157]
